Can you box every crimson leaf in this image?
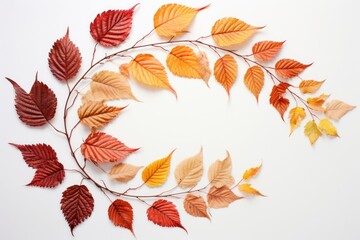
[27,161,65,188]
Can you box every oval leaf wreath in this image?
[6,3,355,237]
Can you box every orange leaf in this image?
[78,102,125,129]
[184,194,210,220]
[307,94,330,111]
[299,80,325,94]
[119,63,130,78]
[166,46,204,81]
[243,164,262,180]
[142,150,174,187]
[208,151,234,188]
[81,132,139,163]
[324,100,356,120]
[174,147,203,188]
[211,17,263,47]
[207,186,242,208]
[154,4,209,38]
[129,54,176,97]
[252,41,284,61]
[244,66,264,101]
[304,120,322,144]
[269,82,291,120]
[108,199,134,235]
[109,163,143,183]
[214,54,238,95]
[289,107,306,135]
[275,59,312,79]
[238,183,265,197]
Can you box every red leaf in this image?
[7,75,57,126]
[269,83,291,120]
[27,161,65,188]
[90,4,138,47]
[147,199,187,232]
[81,132,139,163]
[272,97,290,120]
[275,59,312,79]
[61,185,94,235]
[9,143,57,169]
[108,199,134,235]
[48,28,82,81]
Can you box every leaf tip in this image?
[131,3,140,11]
[197,4,210,11]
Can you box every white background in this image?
[1,0,360,239]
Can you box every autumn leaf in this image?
[166,46,204,81]
[119,63,130,78]
[324,100,356,120]
[82,70,138,103]
[78,102,125,129]
[109,163,143,183]
[183,194,210,220]
[129,54,177,97]
[81,132,139,163]
[275,59,312,79]
[307,94,330,111]
[147,199,187,232]
[7,76,57,127]
[27,161,65,188]
[252,41,284,61]
[289,107,306,135]
[269,82,291,120]
[208,151,234,188]
[244,66,264,101]
[304,120,322,144]
[238,183,265,197]
[299,80,325,94]
[214,54,238,95]
[61,185,94,235]
[243,164,262,181]
[197,51,211,84]
[142,150,174,187]
[108,199,134,235]
[9,143,57,169]
[174,147,203,188]
[211,17,263,47]
[48,28,81,81]
[154,4,209,38]
[207,186,242,208]
[90,5,138,46]
[318,118,339,137]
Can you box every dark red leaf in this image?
[90,4,138,47]
[269,83,291,120]
[61,185,94,235]
[48,28,82,81]
[147,199,187,232]
[108,199,134,235]
[27,161,65,188]
[6,75,57,126]
[9,143,57,169]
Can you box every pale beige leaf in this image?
[304,120,322,145]
[109,163,143,183]
[318,118,339,137]
[208,151,234,188]
[324,100,356,120]
[197,51,211,84]
[78,102,125,129]
[238,183,265,197]
[119,63,130,78]
[183,194,210,220]
[174,147,203,188]
[207,186,242,208]
[288,107,306,135]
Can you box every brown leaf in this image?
[174,147,203,188]
[184,194,210,220]
[252,41,284,61]
[109,163,142,183]
[207,186,242,208]
[208,151,234,188]
[275,59,312,79]
[108,199,134,235]
[324,100,356,120]
[244,66,264,101]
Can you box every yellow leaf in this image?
[142,150,174,187]
[238,183,265,197]
[318,118,339,137]
[78,102,125,129]
[243,164,262,181]
[208,151,234,188]
[307,94,330,111]
[325,100,356,120]
[119,63,130,78]
[288,107,306,135]
[129,54,176,97]
[109,163,143,183]
[154,4,209,38]
[304,120,322,145]
[197,51,211,84]
[82,70,138,103]
[211,17,263,47]
[166,46,204,81]
[214,54,238,95]
[299,80,325,94]
[244,66,264,101]
[174,147,203,188]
